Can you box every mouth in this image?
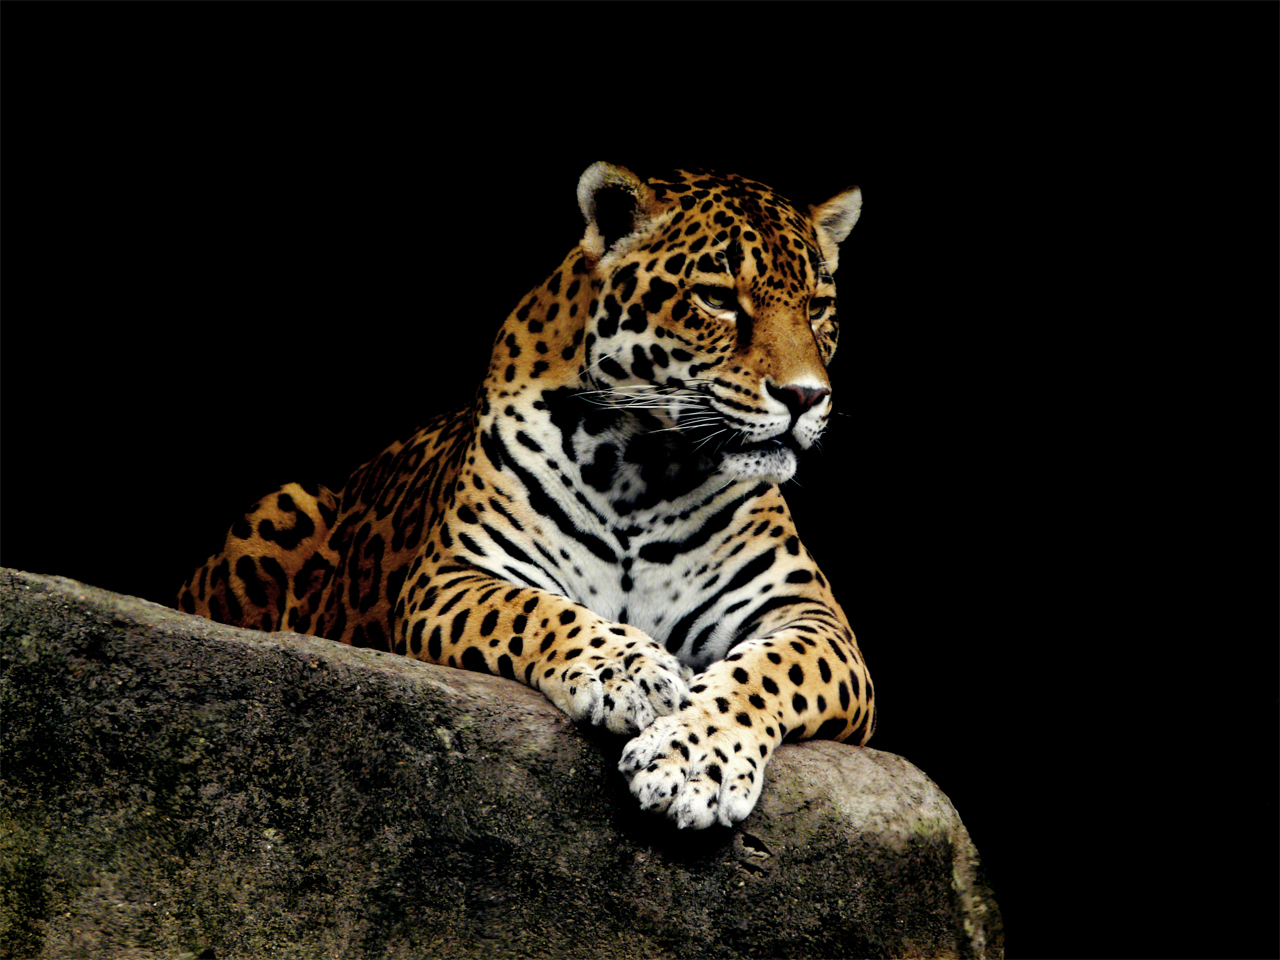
[718,431,803,457]
[651,409,811,484]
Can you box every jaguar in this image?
[178,161,875,829]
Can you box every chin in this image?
[720,448,798,486]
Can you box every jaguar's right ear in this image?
[578,162,655,263]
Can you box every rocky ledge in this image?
[0,569,1000,959]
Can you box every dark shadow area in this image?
[2,7,1275,957]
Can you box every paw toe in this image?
[620,711,769,829]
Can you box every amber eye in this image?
[694,285,737,312]
[808,297,833,321]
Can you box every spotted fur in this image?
[178,163,874,828]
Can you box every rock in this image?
[0,568,1001,959]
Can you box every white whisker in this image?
[692,429,731,453]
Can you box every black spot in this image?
[498,654,516,680]
[641,277,678,313]
[818,658,832,683]
[814,717,847,740]
[733,667,749,684]
[461,646,491,675]
[724,239,743,276]
[599,295,622,338]
[827,635,850,664]
[696,252,723,274]
[437,591,468,619]
[630,344,655,381]
[260,502,316,552]
[480,609,499,637]
[410,619,425,655]
[611,262,640,301]
[792,693,808,714]
[715,697,730,714]
[260,556,288,614]
[762,676,779,695]
[789,664,804,686]
[599,356,628,380]
[735,712,752,727]
[235,557,268,609]
[785,569,813,584]
[451,609,470,643]
[621,304,648,334]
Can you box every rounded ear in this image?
[577,162,655,261]
[808,186,863,275]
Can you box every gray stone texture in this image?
[0,569,1001,959]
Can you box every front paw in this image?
[618,705,775,829]
[548,642,692,736]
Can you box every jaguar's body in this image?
[178,163,874,828]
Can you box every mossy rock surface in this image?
[0,569,1001,959]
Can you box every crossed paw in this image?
[618,704,776,829]
[545,640,693,736]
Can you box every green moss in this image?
[0,814,48,959]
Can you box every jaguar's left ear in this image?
[808,186,863,275]
[578,161,658,264]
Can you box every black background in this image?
[3,6,1275,958]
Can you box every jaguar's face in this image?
[582,192,839,486]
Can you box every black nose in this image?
[766,382,830,418]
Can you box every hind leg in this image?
[177,480,338,633]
